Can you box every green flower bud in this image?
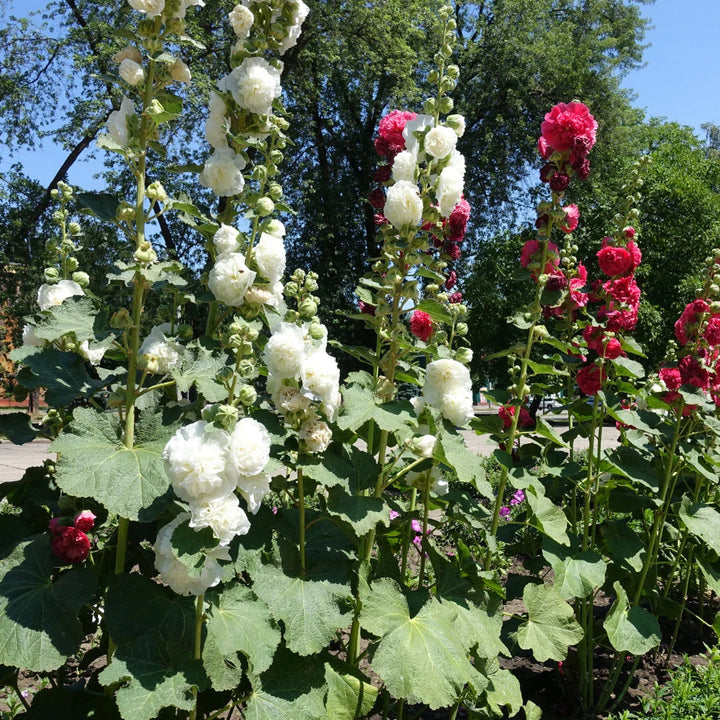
[268,182,283,200]
[116,203,135,222]
[216,403,240,430]
[376,376,395,399]
[165,17,185,34]
[65,256,79,272]
[134,241,157,264]
[455,347,473,365]
[269,150,284,165]
[253,165,268,182]
[156,304,172,322]
[455,322,468,336]
[426,283,439,294]
[71,271,90,288]
[308,322,325,340]
[255,197,275,216]
[298,298,318,317]
[305,277,319,292]
[216,366,235,384]
[238,384,257,406]
[44,267,60,283]
[110,308,133,328]
[52,210,66,224]
[146,181,167,202]
[237,359,255,376]
[437,292,449,303]
[423,97,437,114]
[68,221,82,235]
[284,281,299,297]
[137,19,156,37]
[434,330,448,344]
[50,188,60,199]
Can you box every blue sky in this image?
[5,0,720,187]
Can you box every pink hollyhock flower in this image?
[627,240,642,270]
[520,240,560,275]
[448,198,471,240]
[541,102,597,154]
[679,355,710,389]
[499,506,511,521]
[659,366,682,390]
[510,489,525,506]
[368,188,385,209]
[559,204,580,234]
[576,363,605,395]
[389,509,400,520]
[410,310,434,342]
[378,109,416,148]
[705,316,720,346]
[445,270,457,290]
[448,291,463,303]
[52,526,91,563]
[537,136,553,159]
[568,263,589,308]
[597,246,633,277]
[74,510,96,533]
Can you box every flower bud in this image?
[216,403,240,429]
[117,203,135,222]
[72,271,90,288]
[255,197,275,216]
[165,17,185,34]
[437,292,449,303]
[110,308,133,328]
[65,256,79,271]
[268,182,283,200]
[253,165,268,182]
[376,376,395,399]
[177,323,193,341]
[169,58,191,84]
[44,267,60,283]
[68,221,82,235]
[423,97,437,114]
[269,150,284,165]
[50,188,60,199]
[238,384,257,406]
[136,19,156,37]
[52,210,66,224]
[455,347,473,365]
[446,114,465,137]
[455,322,468,336]
[146,181,167,202]
[434,330,448,343]
[237,359,255,376]
[284,281,299,297]
[426,283,439,294]
[308,322,325,340]
[446,64,460,79]
[298,298,318,317]
[134,241,157,264]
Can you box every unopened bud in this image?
[146,181,167,202]
[65,256,79,272]
[455,347,473,365]
[284,281,299,297]
[44,267,60,283]
[426,283,439,294]
[216,404,240,429]
[268,182,283,200]
[117,203,135,222]
[376,376,394,398]
[255,197,274,216]
[298,298,318,317]
[455,322,468,336]
[68,221,82,235]
[110,308,133,328]
[72,271,90,288]
[134,241,157,264]
[438,96,454,114]
[238,385,257,406]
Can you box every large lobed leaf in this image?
[50,407,173,521]
[603,581,660,655]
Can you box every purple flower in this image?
[510,489,525,506]
[499,506,511,521]
[411,519,422,533]
[389,509,400,520]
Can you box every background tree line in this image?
[2,0,719,387]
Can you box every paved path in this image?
[0,415,619,485]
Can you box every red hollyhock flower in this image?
[623,226,636,239]
[704,316,720,346]
[444,241,461,260]
[498,405,535,430]
[602,338,624,359]
[368,188,385,209]
[568,263,589,309]
[675,299,709,345]
[520,239,560,274]
[74,510,96,533]
[448,198,471,240]
[659,366,682,390]
[358,300,376,315]
[445,270,458,290]
[679,355,710,389]
[52,526,91,563]
[541,102,598,154]
[550,172,571,192]
[537,136,553,159]
[571,155,591,180]
[576,363,606,395]
[410,310,434,342]
[604,276,641,307]
[373,165,392,183]
[448,291,463,303]
[559,204,580,234]
[546,269,568,291]
[374,213,389,226]
[597,246,633,277]
[627,240,642,270]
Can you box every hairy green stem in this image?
[189,593,205,720]
[298,468,306,575]
[417,479,431,588]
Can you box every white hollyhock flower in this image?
[154,513,226,596]
[235,472,271,514]
[301,347,341,419]
[413,434,436,459]
[254,231,286,284]
[264,322,305,379]
[106,96,135,147]
[221,57,281,115]
[299,417,332,453]
[272,385,311,414]
[162,421,235,503]
[213,224,241,255]
[170,59,191,83]
[113,46,142,64]
[384,180,423,229]
[22,324,43,348]
[391,150,417,183]
[424,125,457,160]
[423,359,473,426]
[37,280,84,310]
[208,90,226,116]
[276,0,309,54]
[447,114,466,137]
[189,494,251,545]
[208,252,256,306]
[200,148,246,197]
[139,324,181,374]
[228,417,271,477]
[229,4,254,38]
[79,340,107,366]
[244,286,277,306]
[403,113,434,154]
[265,219,286,238]
[119,58,145,86]
[128,0,165,16]
[436,163,464,217]
[205,112,229,149]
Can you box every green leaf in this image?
[360,578,480,709]
[326,486,389,535]
[437,420,493,497]
[416,298,453,324]
[697,555,720,596]
[612,356,646,379]
[603,581,660,655]
[679,496,720,554]
[0,536,96,672]
[147,95,183,124]
[245,647,327,720]
[205,585,280,678]
[252,565,351,656]
[534,417,569,448]
[542,540,606,600]
[324,664,378,720]
[301,445,379,493]
[602,521,646,572]
[604,445,659,492]
[338,380,414,434]
[484,666,523,717]
[76,192,121,222]
[0,412,37,445]
[16,349,106,406]
[171,519,219,577]
[516,583,583,662]
[170,342,229,403]
[200,630,244,692]
[50,407,172,521]
[525,485,569,546]
[100,574,204,720]
[34,297,99,343]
